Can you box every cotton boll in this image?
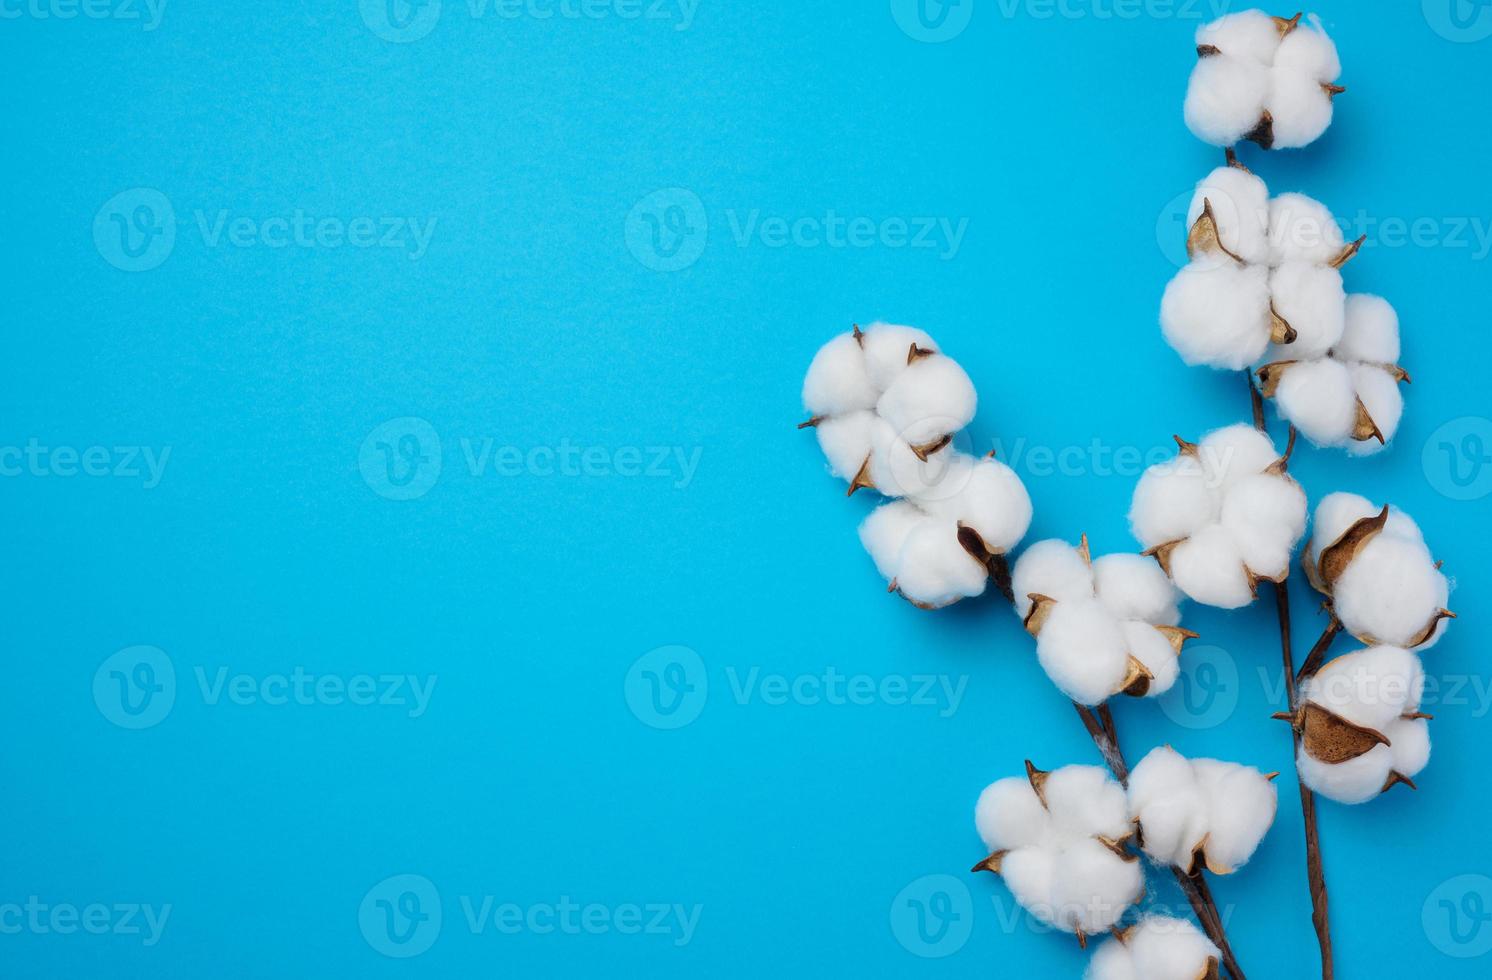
[1274,21,1341,81]
[1093,554,1180,626]
[1348,365,1404,456]
[1334,537,1450,648]
[1130,455,1218,549]
[1198,423,1278,490]
[1012,540,1095,619]
[975,778,1050,853]
[1043,765,1132,841]
[1273,358,1358,446]
[1184,54,1271,147]
[858,323,936,391]
[1123,918,1220,980]
[1270,261,1346,358]
[923,457,1032,556]
[1189,166,1272,264]
[802,331,876,417]
[1339,294,1401,365]
[1169,524,1254,608]
[1297,744,1394,805]
[1036,600,1131,706]
[1160,259,1272,369]
[1269,192,1345,265]
[1050,838,1144,935]
[1220,473,1307,580]
[1192,760,1277,872]
[894,519,988,608]
[858,501,927,581]
[814,410,876,482]
[1267,69,1335,149]
[876,353,977,448]
[1196,10,1284,65]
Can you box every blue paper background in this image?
[3,1,1490,975]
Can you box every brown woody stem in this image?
[1253,381,1334,980]
[1070,701,1245,979]
[989,553,1015,604]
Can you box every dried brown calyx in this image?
[1022,535,1197,699]
[1274,702,1427,793]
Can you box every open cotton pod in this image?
[801,323,977,497]
[1258,294,1410,454]
[1011,538,1196,705]
[973,763,1144,945]
[1186,10,1344,150]
[1161,160,1362,370]
[1086,916,1221,980]
[1278,645,1431,804]
[859,454,1032,609]
[1302,493,1454,648]
[1129,424,1307,609]
[1127,746,1278,875]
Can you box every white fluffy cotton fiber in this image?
[1185,11,1343,150]
[1086,916,1221,980]
[1303,493,1453,649]
[974,764,1143,939]
[1127,746,1278,874]
[1129,424,1306,609]
[1012,540,1190,705]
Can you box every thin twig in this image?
[1069,700,1244,979]
[1252,377,1334,980]
[1296,617,1343,686]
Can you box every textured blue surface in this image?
[3,1,1490,976]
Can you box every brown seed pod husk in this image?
[1023,593,1057,637]
[1273,12,1302,35]
[1144,540,1184,577]
[1119,656,1156,698]
[1256,360,1297,398]
[910,433,953,461]
[846,457,875,496]
[1299,701,1391,764]
[1244,111,1275,150]
[1382,771,1418,794]
[971,850,1007,874]
[1187,200,1243,263]
[1155,625,1200,654]
[1316,505,1390,588]
[1329,235,1367,269]
[907,343,936,364]
[1269,303,1298,345]
[1404,608,1456,649]
[1025,760,1051,808]
[1199,957,1223,980]
[1352,399,1386,444]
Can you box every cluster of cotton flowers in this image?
[801,323,1033,609]
[1011,538,1196,705]
[1127,746,1278,875]
[1161,160,1364,371]
[1185,10,1344,150]
[1086,916,1221,980]
[1302,493,1455,648]
[973,763,1144,945]
[1258,294,1411,453]
[1129,424,1307,609]
[1283,645,1431,804]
